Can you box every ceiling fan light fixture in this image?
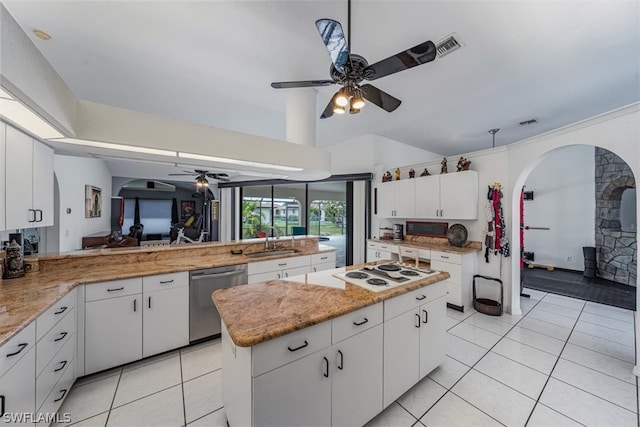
[333,104,346,114]
[351,93,365,109]
[335,87,350,107]
[349,105,360,114]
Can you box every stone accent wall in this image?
[594,148,637,286]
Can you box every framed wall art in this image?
[85,185,102,218]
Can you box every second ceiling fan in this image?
[270,0,437,118]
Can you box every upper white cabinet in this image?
[378,170,478,220]
[0,123,6,230]
[4,125,54,230]
[415,171,478,219]
[376,179,415,218]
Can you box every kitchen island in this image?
[213,265,450,427]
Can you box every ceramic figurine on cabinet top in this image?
[382,171,392,182]
[420,168,431,176]
[395,168,401,180]
[440,158,448,174]
[457,156,472,171]
[408,168,415,178]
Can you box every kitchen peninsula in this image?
[213,265,450,427]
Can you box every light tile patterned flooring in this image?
[56,288,638,426]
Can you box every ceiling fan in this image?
[270,0,437,118]
[168,170,230,186]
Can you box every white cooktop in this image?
[333,262,440,293]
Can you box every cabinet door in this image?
[419,296,447,378]
[383,309,420,407]
[311,261,335,272]
[5,125,34,229]
[85,295,142,375]
[0,346,35,427]
[32,141,54,227]
[439,171,478,219]
[282,265,311,278]
[143,287,189,358]
[414,174,440,218]
[0,122,5,231]
[376,183,395,217]
[247,271,281,284]
[253,351,331,427]
[394,179,415,218]
[332,324,383,427]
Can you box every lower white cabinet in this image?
[383,281,448,406]
[430,251,476,311]
[253,349,332,427]
[84,273,189,374]
[367,241,397,262]
[247,252,337,283]
[85,292,142,375]
[0,345,36,427]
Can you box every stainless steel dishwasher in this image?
[189,264,248,342]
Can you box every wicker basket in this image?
[472,275,503,316]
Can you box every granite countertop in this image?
[368,238,482,254]
[212,266,450,347]
[0,242,335,347]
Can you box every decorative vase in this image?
[3,239,25,279]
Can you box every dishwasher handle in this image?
[191,270,247,280]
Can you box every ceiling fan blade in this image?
[168,173,197,176]
[315,19,349,74]
[364,40,436,80]
[271,80,335,89]
[320,93,338,119]
[360,84,401,112]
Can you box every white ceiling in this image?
[4,0,640,164]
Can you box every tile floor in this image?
[55,288,638,426]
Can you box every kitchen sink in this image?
[245,249,298,258]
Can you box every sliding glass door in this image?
[308,181,347,267]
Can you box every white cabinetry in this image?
[247,255,311,283]
[0,123,5,230]
[142,273,189,358]
[85,273,189,373]
[430,251,476,311]
[414,171,478,219]
[310,252,336,272]
[367,241,397,262]
[383,281,447,406]
[0,322,36,426]
[4,125,54,229]
[85,278,143,375]
[376,179,415,218]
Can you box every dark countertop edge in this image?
[217,271,450,347]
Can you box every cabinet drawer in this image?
[332,303,383,344]
[36,307,75,377]
[384,281,447,321]
[418,249,431,260]
[37,359,74,417]
[0,321,35,378]
[248,255,310,275]
[36,334,74,411]
[310,252,336,266]
[398,246,419,257]
[430,260,462,284]
[252,320,331,377]
[311,261,336,273]
[431,251,462,264]
[85,277,142,302]
[36,290,76,341]
[367,241,395,252]
[143,271,188,293]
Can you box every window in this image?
[122,198,172,236]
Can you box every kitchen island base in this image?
[220,280,448,427]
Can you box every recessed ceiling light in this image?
[33,29,51,41]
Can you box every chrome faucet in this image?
[263,226,279,250]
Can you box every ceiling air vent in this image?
[436,34,463,58]
[519,118,539,126]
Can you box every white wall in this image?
[54,155,112,252]
[523,145,596,270]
